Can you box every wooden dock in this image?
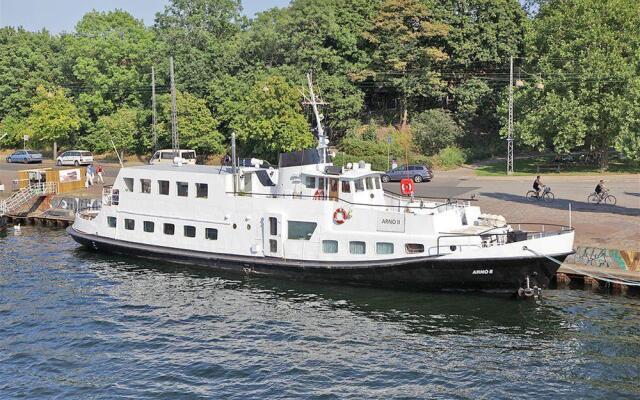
[4,213,73,229]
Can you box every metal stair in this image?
[0,182,57,216]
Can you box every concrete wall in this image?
[567,246,640,272]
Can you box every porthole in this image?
[247,224,251,230]
[450,245,457,251]
[233,223,237,229]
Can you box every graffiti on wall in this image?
[571,247,640,272]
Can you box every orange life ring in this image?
[313,189,324,200]
[333,208,348,224]
[400,178,415,196]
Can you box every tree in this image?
[155,0,246,95]
[62,10,156,123]
[26,86,80,157]
[230,75,314,160]
[0,28,61,121]
[412,109,462,155]
[88,107,140,160]
[362,0,450,127]
[158,91,225,156]
[505,0,640,167]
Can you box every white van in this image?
[150,149,197,165]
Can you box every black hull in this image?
[67,227,569,294]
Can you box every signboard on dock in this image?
[59,169,80,183]
[376,212,405,233]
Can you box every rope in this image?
[522,246,640,287]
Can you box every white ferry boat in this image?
[68,76,574,296]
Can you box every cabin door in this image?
[263,214,283,258]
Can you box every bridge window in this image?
[205,228,218,240]
[143,221,154,233]
[349,241,366,255]
[184,225,196,238]
[376,242,394,254]
[177,181,188,197]
[196,183,208,198]
[322,240,338,254]
[159,180,169,195]
[123,178,133,192]
[305,176,316,189]
[288,221,317,240]
[341,180,351,193]
[124,218,135,230]
[405,243,424,254]
[354,179,364,192]
[107,216,116,228]
[163,223,175,235]
[375,177,381,189]
[140,179,151,194]
[366,177,374,190]
[318,177,326,190]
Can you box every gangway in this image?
[0,182,57,217]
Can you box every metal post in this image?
[169,57,179,157]
[231,132,237,195]
[151,66,157,152]
[569,202,572,229]
[387,134,391,170]
[507,56,514,175]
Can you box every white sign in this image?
[23,135,29,141]
[59,168,80,183]
[376,212,405,233]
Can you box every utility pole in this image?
[302,72,328,163]
[151,66,157,152]
[169,57,179,156]
[507,56,514,175]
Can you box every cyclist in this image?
[594,179,608,200]
[533,176,545,198]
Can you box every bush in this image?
[412,109,463,155]
[433,146,466,169]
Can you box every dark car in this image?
[381,164,433,183]
[6,150,43,164]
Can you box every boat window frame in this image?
[205,228,218,240]
[287,221,317,240]
[341,180,351,193]
[376,242,394,254]
[405,243,425,254]
[176,181,189,197]
[184,225,196,238]
[322,240,338,254]
[107,216,116,228]
[354,179,365,192]
[158,180,170,195]
[349,241,366,255]
[124,218,135,231]
[305,176,316,189]
[123,177,134,192]
[140,179,151,194]
[143,221,155,233]
[163,223,175,235]
[195,183,208,198]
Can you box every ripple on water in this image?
[0,227,639,399]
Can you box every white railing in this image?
[0,182,57,216]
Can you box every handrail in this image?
[224,191,466,211]
[383,190,477,203]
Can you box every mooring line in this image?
[522,246,640,287]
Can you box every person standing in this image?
[391,158,398,169]
[96,164,104,184]
[87,164,95,186]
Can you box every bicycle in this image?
[526,186,554,202]
[587,190,616,205]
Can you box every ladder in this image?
[0,182,58,216]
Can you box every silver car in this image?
[56,150,94,166]
[381,164,433,183]
[6,150,43,164]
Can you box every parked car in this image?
[149,149,197,165]
[6,150,43,164]
[381,164,433,183]
[56,150,94,166]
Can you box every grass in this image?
[475,155,640,176]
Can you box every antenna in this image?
[151,66,157,152]
[169,56,179,156]
[302,71,329,163]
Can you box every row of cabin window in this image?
[305,176,381,193]
[123,177,209,198]
[321,240,424,255]
[107,217,218,240]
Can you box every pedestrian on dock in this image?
[86,164,95,187]
[96,164,104,184]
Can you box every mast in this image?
[151,66,157,152]
[507,56,514,175]
[303,72,328,163]
[170,56,179,156]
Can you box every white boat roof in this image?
[125,164,232,175]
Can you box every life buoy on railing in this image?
[313,189,324,200]
[333,208,348,225]
[400,178,414,196]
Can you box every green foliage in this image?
[501,0,640,167]
[230,75,314,160]
[433,146,466,168]
[26,86,80,147]
[88,107,139,157]
[411,109,462,155]
[158,91,225,156]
